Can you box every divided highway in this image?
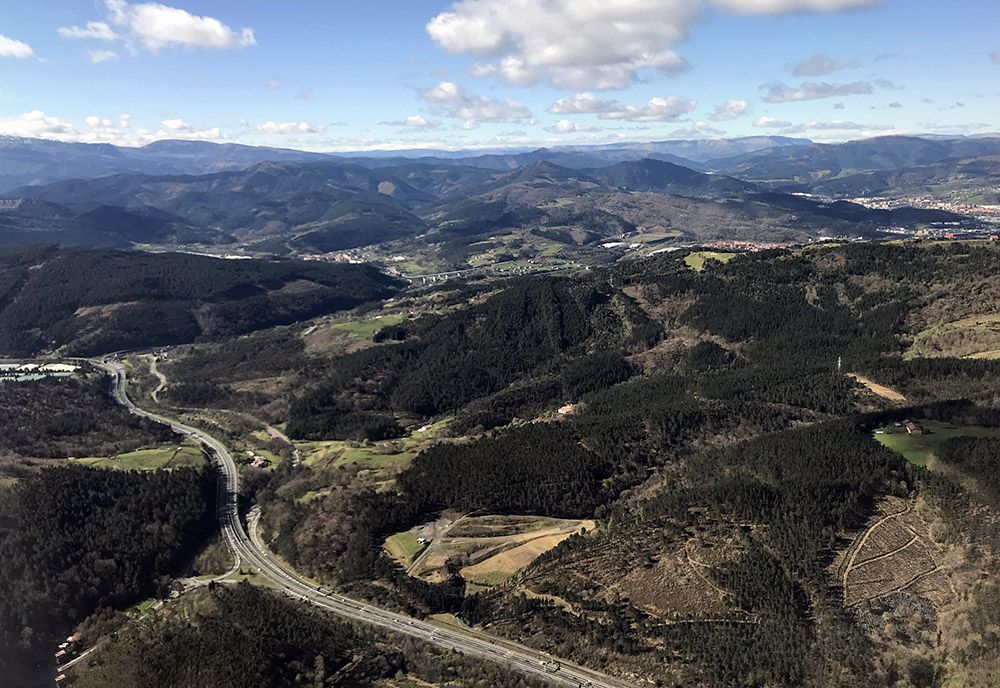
[93,359,637,688]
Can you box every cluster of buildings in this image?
[846,194,1000,225]
[245,449,272,468]
[0,361,79,383]
[701,240,788,252]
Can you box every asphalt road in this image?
[93,359,637,688]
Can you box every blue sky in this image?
[1,0,998,150]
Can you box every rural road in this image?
[92,358,636,688]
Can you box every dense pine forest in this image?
[0,374,173,463]
[0,466,216,681]
[0,246,403,356]
[5,240,1000,688]
[233,241,1000,687]
[68,583,548,688]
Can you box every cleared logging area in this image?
[832,497,954,609]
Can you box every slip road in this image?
[92,359,636,688]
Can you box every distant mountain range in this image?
[0,154,967,258]
[0,136,340,194]
[0,135,812,193]
[714,135,1000,190]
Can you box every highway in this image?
[92,359,637,688]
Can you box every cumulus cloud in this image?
[58,21,119,41]
[61,1,254,55]
[753,115,793,128]
[0,35,35,59]
[668,120,726,138]
[89,49,119,63]
[157,118,223,139]
[888,101,902,108]
[255,121,318,135]
[420,81,532,127]
[380,115,441,129]
[547,120,602,134]
[792,54,857,76]
[0,110,77,139]
[0,110,217,146]
[761,79,893,102]
[426,0,880,90]
[710,99,748,121]
[547,92,695,122]
[803,120,883,130]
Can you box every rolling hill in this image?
[715,135,1000,189]
[0,136,334,194]
[0,245,403,356]
[4,154,974,261]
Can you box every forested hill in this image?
[0,246,403,356]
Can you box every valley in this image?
[4,238,999,687]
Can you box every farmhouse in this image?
[904,420,923,435]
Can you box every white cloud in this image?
[547,120,602,134]
[547,93,615,115]
[0,35,35,59]
[420,81,532,127]
[58,21,119,41]
[0,110,77,139]
[710,99,748,121]
[255,121,318,135]
[792,54,857,76]
[380,115,441,129]
[753,115,793,128]
[68,0,256,54]
[803,120,884,130]
[668,120,726,138]
[89,49,119,63]
[264,80,281,91]
[547,92,695,122]
[426,0,880,90]
[761,80,892,102]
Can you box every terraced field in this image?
[390,514,594,586]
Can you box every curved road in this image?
[93,359,636,688]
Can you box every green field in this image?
[76,444,205,471]
[327,313,405,340]
[296,488,331,504]
[874,421,1000,466]
[384,531,425,564]
[297,418,450,470]
[685,251,738,271]
[125,598,160,619]
[296,439,418,469]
